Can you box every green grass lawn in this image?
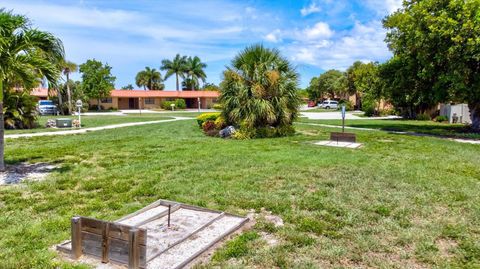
[4,113,192,134]
[298,118,480,140]
[1,119,479,268]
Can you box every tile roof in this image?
[31,88,49,97]
[31,89,220,98]
[110,90,220,98]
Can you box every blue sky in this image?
[1,0,402,90]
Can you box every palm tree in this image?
[220,44,300,134]
[161,54,187,91]
[61,60,77,114]
[185,56,207,90]
[0,9,64,171]
[135,67,164,90]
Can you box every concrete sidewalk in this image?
[6,117,193,139]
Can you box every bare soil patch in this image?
[0,162,58,185]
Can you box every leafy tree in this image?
[0,9,64,170]
[121,84,134,90]
[307,70,347,100]
[220,44,301,137]
[201,82,220,91]
[135,67,164,90]
[79,59,115,111]
[161,54,187,91]
[346,61,383,112]
[61,60,77,114]
[185,56,207,90]
[182,78,199,90]
[383,0,480,129]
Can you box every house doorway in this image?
[128,98,139,109]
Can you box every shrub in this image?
[4,90,38,129]
[338,100,354,111]
[162,99,186,110]
[232,127,255,139]
[214,115,226,129]
[202,120,216,132]
[362,98,376,117]
[275,125,295,137]
[436,115,448,122]
[196,112,221,127]
[174,98,186,109]
[379,109,395,116]
[416,113,431,121]
[220,45,300,138]
[212,103,223,110]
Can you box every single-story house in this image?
[90,90,220,110]
[30,88,220,109]
[30,88,49,100]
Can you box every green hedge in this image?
[161,99,187,110]
[196,112,221,127]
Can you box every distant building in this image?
[30,88,220,109]
[30,88,50,100]
[91,90,219,110]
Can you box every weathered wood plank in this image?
[129,229,140,269]
[80,216,147,243]
[71,217,82,259]
[102,222,110,263]
[116,200,162,223]
[330,132,356,143]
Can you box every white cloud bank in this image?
[300,2,321,16]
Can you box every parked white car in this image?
[318,100,339,109]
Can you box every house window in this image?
[166,98,175,101]
[101,98,112,103]
[144,98,155,105]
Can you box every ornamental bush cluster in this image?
[161,99,186,110]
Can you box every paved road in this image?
[300,111,401,120]
[6,117,192,139]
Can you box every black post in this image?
[168,205,171,227]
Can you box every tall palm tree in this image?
[135,67,164,90]
[61,60,77,114]
[161,54,187,91]
[0,9,64,171]
[185,56,207,90]
[220,44,300,133]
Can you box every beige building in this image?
[90,90,220,109]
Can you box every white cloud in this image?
[300,2,321,16]
[365,0,403,14]
[303,22,334,40]
[288,21,391,70]
[264,29,281,43]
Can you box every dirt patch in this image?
[246,208,284,228]
[0,162,58,185]
[260,231,280,247]
[436,238,458,259]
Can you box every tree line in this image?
[307,0,480,129]
[133,54,208,91]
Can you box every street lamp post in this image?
[76,100,83,127]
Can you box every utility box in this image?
[56,118,72,128]
[439,103,471,124]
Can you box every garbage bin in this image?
[56,118,72,128]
